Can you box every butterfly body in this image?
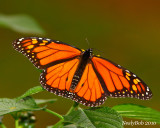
[70,48,93,91]
[13,37,152,107]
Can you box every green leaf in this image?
[16,86,44,100]
[0,14,45,34]
[0,96,43,116]
[48,124,81,128]
[35,99,57,105]
[64,107,123,128]
[63,124,80,128]
[112,104,160,124]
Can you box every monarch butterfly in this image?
[13,37,152,107]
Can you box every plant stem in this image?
[43,108,64,120]
[15,117,19,128]
[0,123,6,128]
[12,113,20,128]
[52,119,64,128]
[66,102,79,115]
[44,108,64,128]
[44,102,79,128]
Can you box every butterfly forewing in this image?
[91,56,152,100]
[13,37,82,69]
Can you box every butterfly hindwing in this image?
[74,63,106,106]
[13,37,82,69]
[91,56,152,100]
[40,58,79,95]
[40,58,106,107]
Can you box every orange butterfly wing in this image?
[40,58,79,95]
[13,37,81,69]
[91,57,152,100]
[74,63,106,106]
[40,59,106,107]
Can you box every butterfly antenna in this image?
[85,37,90,48]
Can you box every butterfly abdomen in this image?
[70,49,92,91]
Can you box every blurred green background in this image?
[0,0,160,127]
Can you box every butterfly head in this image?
[83,48,93,59]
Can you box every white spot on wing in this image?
[133,74,136,77]
[126,70,130,73]
[46,38,51,41]
[19,38,24,41]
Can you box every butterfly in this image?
[13,37,152,107]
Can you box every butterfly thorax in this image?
[70,48,93,91]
